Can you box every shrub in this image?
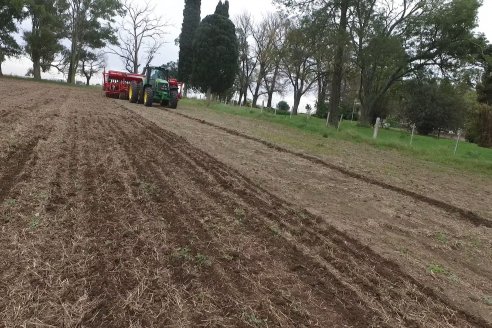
[276,100,290,112]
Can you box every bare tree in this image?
[281,19,318,114]
[234,13,257,106]
[79,50,105,85]
[250,13,287,107]
[262,14,288,108]
[110,0,168,74]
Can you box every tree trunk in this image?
[292,91,301,115]
[267,91,274,108]
[316,75,327,117]
[33,58,41,80]
[328,0,349,124]
[241,84,249,105]
[252,64,265,107]
[86,75,90,85]
[206,87,212,104]
[238,89,244,106]
[0,62,3,77]
[133,57,138,74]
[266,66,279,108]
[360,99,377,125]
[252,81,261,107]
[67,37,78,84]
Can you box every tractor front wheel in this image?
[169,90,178,109]
[143,87,153,107]
[129,82,138,103]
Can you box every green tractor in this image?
[128,66,181,108]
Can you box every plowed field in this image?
[1,79,491,327]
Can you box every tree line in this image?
[0,0,170,84]
[1,0,491,147]
[177,0,491,147]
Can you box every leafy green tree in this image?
[356,0,481,124]
[275,0,350,123]
[161,61,178,78]
[60,0,121,84]
[472,43,492,147]
[0,0,24,76]
[276,0,482,125]
[276,100,290,111]
[178,0,201,91]
[23,0,64,80]
[402,78,466,136]
[214,0,229,18]
[477,44,492,105]
[192,0,238,99]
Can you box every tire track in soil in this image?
[0,96,58,204]
[60,109,244,326]
[117,106,490,327]
[76,112,143,326]
[106,118,318,326]
[163,109,491,228]
[2,88,486,327]
[139,114,489,327]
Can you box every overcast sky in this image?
[2,0,492,109]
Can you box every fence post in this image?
[337,114,343,132]
[454,129,462,155]
[326,112,331,127]
[410,124,416,145]
[373,117,381,139]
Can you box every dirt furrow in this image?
[164,109,491,228]
[1,81,490,327]
[108,113,359,327]
[120,108,489,327]
[0,95,58,204]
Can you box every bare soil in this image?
[1,78,491,327]
[172,104,492,222]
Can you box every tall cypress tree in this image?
[178,0,201,89]
[192,0,238,98]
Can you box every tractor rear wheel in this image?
[169,90,178,109]
[161,99,169,107]
[119,92,127,100]
[129,82,138,103]
[143,87,153,107]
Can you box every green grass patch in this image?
[435,232,448,244]
[181,99,492,176]
[428,263,449,275]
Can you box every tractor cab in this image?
[148,67,167,82]
[141,66,180,108]
[127,65,182,109]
